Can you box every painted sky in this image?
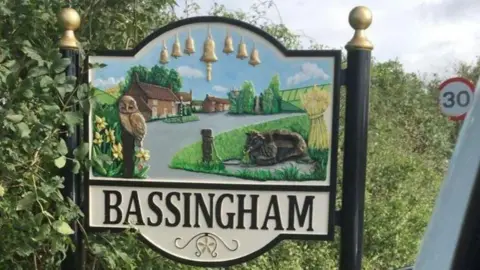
[171,0,480,79]
[90,24,334,100]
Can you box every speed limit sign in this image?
[438,77,476,121]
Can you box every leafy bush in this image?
[0,0,464,269]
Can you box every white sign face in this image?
[86,18,340,267]
[439,78,475,120]
[89,186,330,264]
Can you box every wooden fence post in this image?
[122,124,135,178]
[201,129,213,163]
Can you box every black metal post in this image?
[60,45,84,270]
[59,7,84,270]
[339,6,373,270]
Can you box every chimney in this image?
[190,89,192,98]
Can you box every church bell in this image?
[248,43,261,67]
[171,33,182,58]
[184,29,195,55]
[236,36,248,60]
[223,29,234,55]
[200,26,218,81]
[159,40,169,65]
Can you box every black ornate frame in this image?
[84,16,342,268]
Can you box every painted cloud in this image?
[93,77,125,89]
[176,66,205,78]
[212,85,229,93]
[287,62,330,86]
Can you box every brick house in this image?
[202,94,231,113]
[175,90,193,112]
[124,73,181,120]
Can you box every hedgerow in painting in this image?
[0,0,468,270]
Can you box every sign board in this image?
[86,17,340,267]
[439,77,475,121]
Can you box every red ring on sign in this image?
[438,77,476,121]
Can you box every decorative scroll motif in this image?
[174,232,239,258]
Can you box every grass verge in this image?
[169,115,329,181]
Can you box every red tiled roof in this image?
[135,81,179,102]
[175,92,192,102]
[205,95,230,104]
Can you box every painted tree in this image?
[241,81,256,114]
[268,74,282,113]
[119,65,150,94]
[166,69,182,92]
[149,65,170,86]
[227,91,239,114]
[262,88,274,114]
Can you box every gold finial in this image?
[59,7,81,49]
[345,6,373,51]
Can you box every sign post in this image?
[58,6,84,270]
[56,4,374,269]
[438,77,476,140]
[339,6,373,270]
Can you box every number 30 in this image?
[442,90,470,108]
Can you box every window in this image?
[153,100,158,105]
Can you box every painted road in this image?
[143,111,304,180]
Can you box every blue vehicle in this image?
[405,77,480,270]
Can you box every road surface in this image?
[143,111,304,180]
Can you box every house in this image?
[202,94,231,113]
[191,100,203,111]
[124,73,181,120]
[175,90,193,113]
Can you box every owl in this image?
[118,95,147,148]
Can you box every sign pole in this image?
[58,6,84,270]
[339,6,373,270]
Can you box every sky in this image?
[172,0,480,79]
[90,24,335,99]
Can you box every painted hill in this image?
[93,88,117,105]
[278,84,331,112]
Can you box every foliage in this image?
[241,81,256,114]
[163,114,199,124]
[268,74,282,113]
[0,0,471,268]
[262,87,274,114]
[91,114,150,179]
[118,64,183,95]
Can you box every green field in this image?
[169,115,328,181]
[278,84,331,111]
[93,88,118,105]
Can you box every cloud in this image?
[176,66,205,78]
[212,85,229,92]
[287,63,329,86]
[93,77,124,89]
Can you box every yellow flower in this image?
[112,143,123,160]
[95,115,107,131]
[135,148,150,162]
[105,128,116,143]
[93,132,103,145]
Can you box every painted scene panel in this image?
[88,22,336,185]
